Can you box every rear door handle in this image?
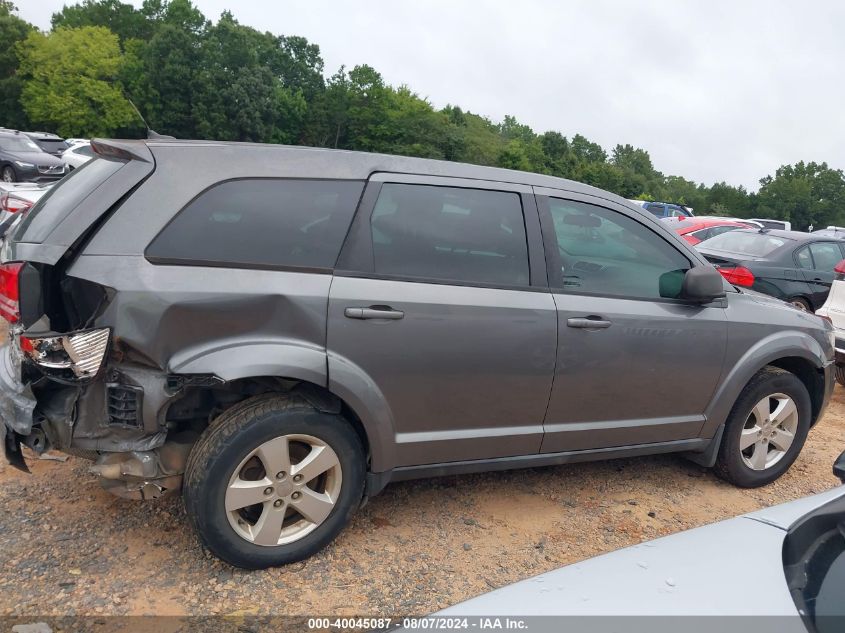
[567,316,612,329]
[344,306,405,320]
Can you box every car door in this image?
[798,241,845,309]
[327,174,557,468]
[534,189,729,452]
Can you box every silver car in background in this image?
[425,452,845,633]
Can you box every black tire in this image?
[836,365,845,388]
[183,393,365,569]
[714,367,811,487]
[788,297,812,312]
[1,165,17,183]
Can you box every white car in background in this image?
[61,140,95,170]
[0,182,52,238]
[413,451,845,632]
[815,257,845,385]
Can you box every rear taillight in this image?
[718,265,755,287]
[0,193,34,214]
[834,259,845,275]
[20,328,111,380]
[0,262,23,323]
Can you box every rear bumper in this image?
[0,343,37,471]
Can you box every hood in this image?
[5,151,63,166]
[440,487,845,617]
[745,485,845,529]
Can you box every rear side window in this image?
[699,231,791,257]
[147,179,364,270]
[370,183,529,286]
[808,242,844,271]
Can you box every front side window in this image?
[646,203,665,217]
[546,198,690,300]
[147,179,364,269]
[370,183,529,286]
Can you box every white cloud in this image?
[18,0,845,190]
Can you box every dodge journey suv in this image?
[0,140,835,569]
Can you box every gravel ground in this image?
[1,385,843,620]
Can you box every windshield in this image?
[0,136,41,152]
[698,230,792,257]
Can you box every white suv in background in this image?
[61,140,95,170]
[816,258,845,384]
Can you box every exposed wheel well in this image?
[162,376,373,467]
[767,357,826,425]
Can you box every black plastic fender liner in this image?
[1,425,29,472]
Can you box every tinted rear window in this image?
[37,139,69,151]
[146,179,364,270]
[674,219,699,230]
[698,230,792,257]
[13,157,121,243]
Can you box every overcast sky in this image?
[18,1,845,191]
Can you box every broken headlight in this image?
[21,328,111,381]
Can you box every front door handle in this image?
[344,306,405,320]
[567,316,612,329]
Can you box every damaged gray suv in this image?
[0,139,836,569]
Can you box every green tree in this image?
[51,0,152,43]
[18,26,137,136]
[0,1,33,129]
[757,162,845,230]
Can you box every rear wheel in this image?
[183,394,365,569]
[789,297,812,312]
[714,367,811,487]
[1,165,16,183]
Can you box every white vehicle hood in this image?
[441,487,845,619]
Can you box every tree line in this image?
[2,0,843,230]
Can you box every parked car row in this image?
[0,128,91,184]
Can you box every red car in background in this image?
[664,216,755,245]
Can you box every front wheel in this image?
[183,394,365,569]
[714,367,811,487]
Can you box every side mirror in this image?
[681,266,727,303]
[834,449,845,484]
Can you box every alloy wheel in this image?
[225,434,342,546]
[739,392,799,470]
